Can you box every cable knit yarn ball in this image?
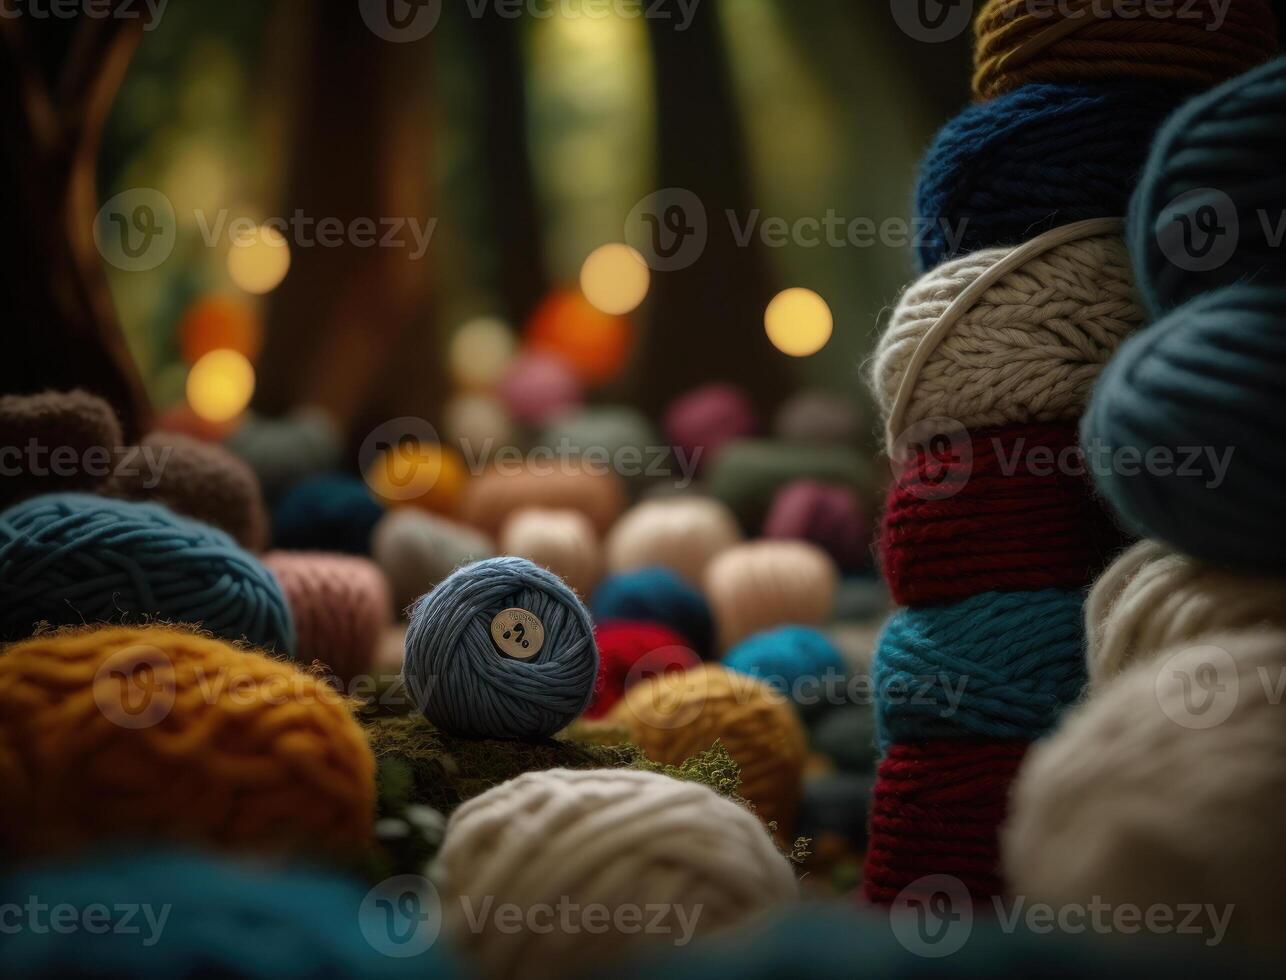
[0,493,294,653]
[372,508,495,615]
[704,541,838,651]
[0,388,122,509]
[1087,539,1286,689]
[605,495,743,584]
[0,627,374,860]
[592,566,715,654]
[403,557,598,739]
[435,768,798,980]
[1004,629,1286,952]
[499,507,602,599]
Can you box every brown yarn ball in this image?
[0,389,122,509]
[704,540,839,650]
[607,664,807,836]
[499,507,603,598]
[458,466,627,537]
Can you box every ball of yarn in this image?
[497,349,582,426]
[364,440,467,515]
[808,702,879,775]
[540,405,659,484]
[722,626,848,722]
[1130,57,1286,316]
[704,541,838,651]
[371,508,495,614]
[915,84,1180,270]
[112,431,269,551]
[706,439,869,531]
[604,495,743,584]
[772,389,862,446]
[224,407,341,501]
[873,589,1086,747]
[1087,539,1286,688]
[763,479,869,572]
[608,665,807,835]
[272,472,384,555]
[262,552,391,683]
[443,391,515,453]
[0,850,456,979]
[663,383,757,468]
[872,233,1141,436]
[0,493,294,653]
[971,0,1279,101]
[0,626,373,859]
[499,507,602,598]
[592,566,714,654]
[1083,285,1286,571]
[403,556,598,739]
[0,389,121,508]
[587,620,700,719]
[1004,629,1286,951]
[435,768,797,980]
[459,466,626,537]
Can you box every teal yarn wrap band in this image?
[872,590,1086,748]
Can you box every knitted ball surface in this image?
[971,0,1278,100]
[403,556,598,739]
[706,439,869,531]
[607,664,807,835]
[0,388,121,508]
[0,627,374,860]
[704,540,838,651]
[586,620,700,719]
[1130,56,1286,316]
[763,479,870,572]
[663,382,757,468]
[224,407,341,502]
[435,768,798,980]
[272,472,384,555]
[372,508,495,615]
[499,506,602,599]
[1082,285,1286,570]
[0,493,294,653]
[722,625,848,723]
[915,83,1179,270]
[1087,539,1286,689]
[592,566,714,654]
[1004,629,1286,951]
[604,495,743,584]
[872,234,1141,435]
[112,431,269,551]
[0,850,458,979]
[872,589,1086,747]
[262,551,391,683]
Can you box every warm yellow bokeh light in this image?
[580,244,650,315]
[186,349,255,423]
[449,317,517,389]
[227,224,291,294]
[765,287,833,357]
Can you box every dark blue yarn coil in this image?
[272,472,385,555]
[591,566,714,654]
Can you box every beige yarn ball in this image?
[870,234,1141,434]
[435,768,797,980]
[499,507,602,598]
[1004,629,1286,951]
[1087,540,1286,688]
[704,540,838,650]
[443,392,515,454]
[605,496,743,584]
[371,509,494,614]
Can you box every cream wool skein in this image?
[435,768,797,980]
[1087,539,1286,689]
[605,496,743,584]
[499,507,602,599]
[704,540,837,650]
[1004,629,1286,952]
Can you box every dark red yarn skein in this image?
[862,739,1028,905]
[880,423,1126,606]
[585,621,700,719]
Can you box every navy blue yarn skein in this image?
[592,566,714,654]
[915,84,1179,270]
[872,589,1086,749]
[272,472,384,555]
[404,556,599,740]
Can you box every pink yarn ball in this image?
[497,350,583,427]
[664,383,756,467]
[763,480,870,571]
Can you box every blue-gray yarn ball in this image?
[403,556,599,740]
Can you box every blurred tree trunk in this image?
[0,6,151,439]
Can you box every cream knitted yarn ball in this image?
[434,768,797,980]
[605,496,743,584]
[1004,629,1286,951]
[499,507,602,598]
[1087,540,1286,688]
[704,540,838,650]
[871,234,1141,434]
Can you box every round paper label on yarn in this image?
[490,608,545,659]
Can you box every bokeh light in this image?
[186,349,255,423]
[526,289,633,385]
[764,288,833,357]
[449,317,517,389]
[365,440,468,514]
[226,223,291,294]
[179,294,262,364]
[580,243,650,315]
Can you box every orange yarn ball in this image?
[0,627,375,861]
[365,441,467,514]
[526,289,633,385]
[179,294,263,364]
[607,664,806,837]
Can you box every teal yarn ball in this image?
[0,493,295,653]
[272,473,384,555]
[404,556,599,740]
[1130,57,1286,317]
[722,626,847,721]
[591,566,714,654]
[1083,285,1286,571]
[0,850,459,978]
[872,590,1086,749]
